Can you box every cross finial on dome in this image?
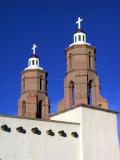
[76,17,83,29]
[32,43,37,55]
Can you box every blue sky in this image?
[0,0,119,142]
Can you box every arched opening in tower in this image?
[36,101,42,118]
[88,80,92,105]
[69,81,75,106]
[22,101,26,116]
[40,78,42,90]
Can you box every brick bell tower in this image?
[18,44,50,119]
[58,17,108,112]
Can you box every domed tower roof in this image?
[69,17,91,47]
[74,29,86,34]
[29,54,39,59]
[25,44,43,70]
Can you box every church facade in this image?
[0,17,119,160]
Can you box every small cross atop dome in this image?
[76,17,83,29]
[25,44,43,71]
[32,43,37,55]
[69,17,90,47]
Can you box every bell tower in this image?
[58,17,108,112]
[18,44,50,119]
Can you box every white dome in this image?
[25,55,43,71]
[69,30,91,47]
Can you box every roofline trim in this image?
[0,114,80,125]
[49,104,119,117]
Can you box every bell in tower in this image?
[18,44,50,119]
[58,17,108,112]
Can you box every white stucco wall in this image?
[50,107,81,123]
[0,116,80,160]
[51,106,120,160]
[81,107,120,160]
[0,107,119,160]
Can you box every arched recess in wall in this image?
[22,101,26,116]
[69,81,75,106]
[89,52,91,69]
[39,77,42,90]
[36,100,42,119]
[78,35,81,41]
[23,77,25,92]
[88,80,93,105]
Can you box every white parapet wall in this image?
[0,115,80,160]
[51,105,120,160]
[80,106,120,160]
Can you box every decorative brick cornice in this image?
[65,44,95,52]
[21,69,47,75]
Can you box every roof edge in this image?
[49,103,119,117]
[0,114,80,125]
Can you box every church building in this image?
[0,17,119,160]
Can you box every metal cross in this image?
[76,17,83,29]
[32,43,37,54]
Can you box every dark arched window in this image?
[88,80,92,105]
[69,81,75,106]
[78,35,81,41]
[89,56,91,69]
[89,52,92,69]
[40,78,42,90]
[22,101,26,116]
[36,101,42,118]
[32,60,34,65]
